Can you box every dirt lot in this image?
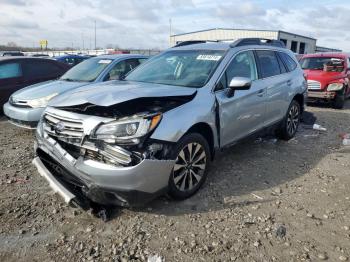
[0,101,349,262]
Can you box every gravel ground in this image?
[0,101,349,262]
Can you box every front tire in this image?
[168,133,210,200]
[276,100,301,140]
[333,90,345,109]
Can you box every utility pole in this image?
[94,20,97,50]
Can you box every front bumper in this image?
[34,131,175,207]
[3,102,43,129]
[307,90,336,100]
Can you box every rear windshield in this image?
[300,57,344,72]
[125,50,225,88]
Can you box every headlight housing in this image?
[327,83,343,91]
[93,114,162,144]
[27,93,59,108]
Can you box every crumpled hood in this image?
[49,80,197,107]
[12,80,89,100]
[304,69,345,89]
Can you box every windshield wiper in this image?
[61,78,76,82]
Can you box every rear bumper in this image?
[307,91,336,100]
[34,130,175,207]
[3,102,43,129]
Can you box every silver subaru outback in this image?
[33,38,307,207]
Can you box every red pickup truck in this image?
[300,53,350,109]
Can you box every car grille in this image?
[43,112,84,144]
[307,80,321,90]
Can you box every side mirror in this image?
[227,77,251,97]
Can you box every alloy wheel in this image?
[286,104,299,136]
[173,142,207,192]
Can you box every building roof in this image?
[171,28,317,41]
[316,46,342,51]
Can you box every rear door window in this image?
[256,50,281,78]
[22,60,61,78]
[279,52,297,72]
[0,62,22,79]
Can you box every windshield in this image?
[125,50,225,88]
[60,58,113,82]
[300,57,344,72]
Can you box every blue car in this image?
[54,54,90,67]
[4,54,148,128]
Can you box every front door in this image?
[215,50,267,147]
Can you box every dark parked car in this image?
[54,55,89,67]
[0,57,69,113]
[1,51,24,56]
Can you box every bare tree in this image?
[7,42,18,47]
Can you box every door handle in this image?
[287,80,292,86]
[257,89,264,97]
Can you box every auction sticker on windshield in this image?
[98,60,112,64]
[196,55,222,61]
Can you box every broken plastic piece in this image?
[313,124,327,132]
[251,193,264,200]
[339,133,350,146]
[148,255,164,262]
[343,139,350,146]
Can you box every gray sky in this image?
[0,0,348,50]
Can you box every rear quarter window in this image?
[0,62,22,79]
[279,52,298,72]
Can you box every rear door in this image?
[0,61,24,106]
[215,50,267,146]
[255,50,288,126]
[22,59,64,86]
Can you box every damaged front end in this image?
[34,94,194,207]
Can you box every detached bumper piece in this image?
[308,91,336,100]
[32,157,76,204]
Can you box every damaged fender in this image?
[150,90,219,148]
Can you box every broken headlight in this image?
[93,114,162,144]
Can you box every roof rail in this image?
[174,40,219,47]
[230,38,286,48]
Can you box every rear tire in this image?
[168,133,210,200]
[276,100,301,141]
